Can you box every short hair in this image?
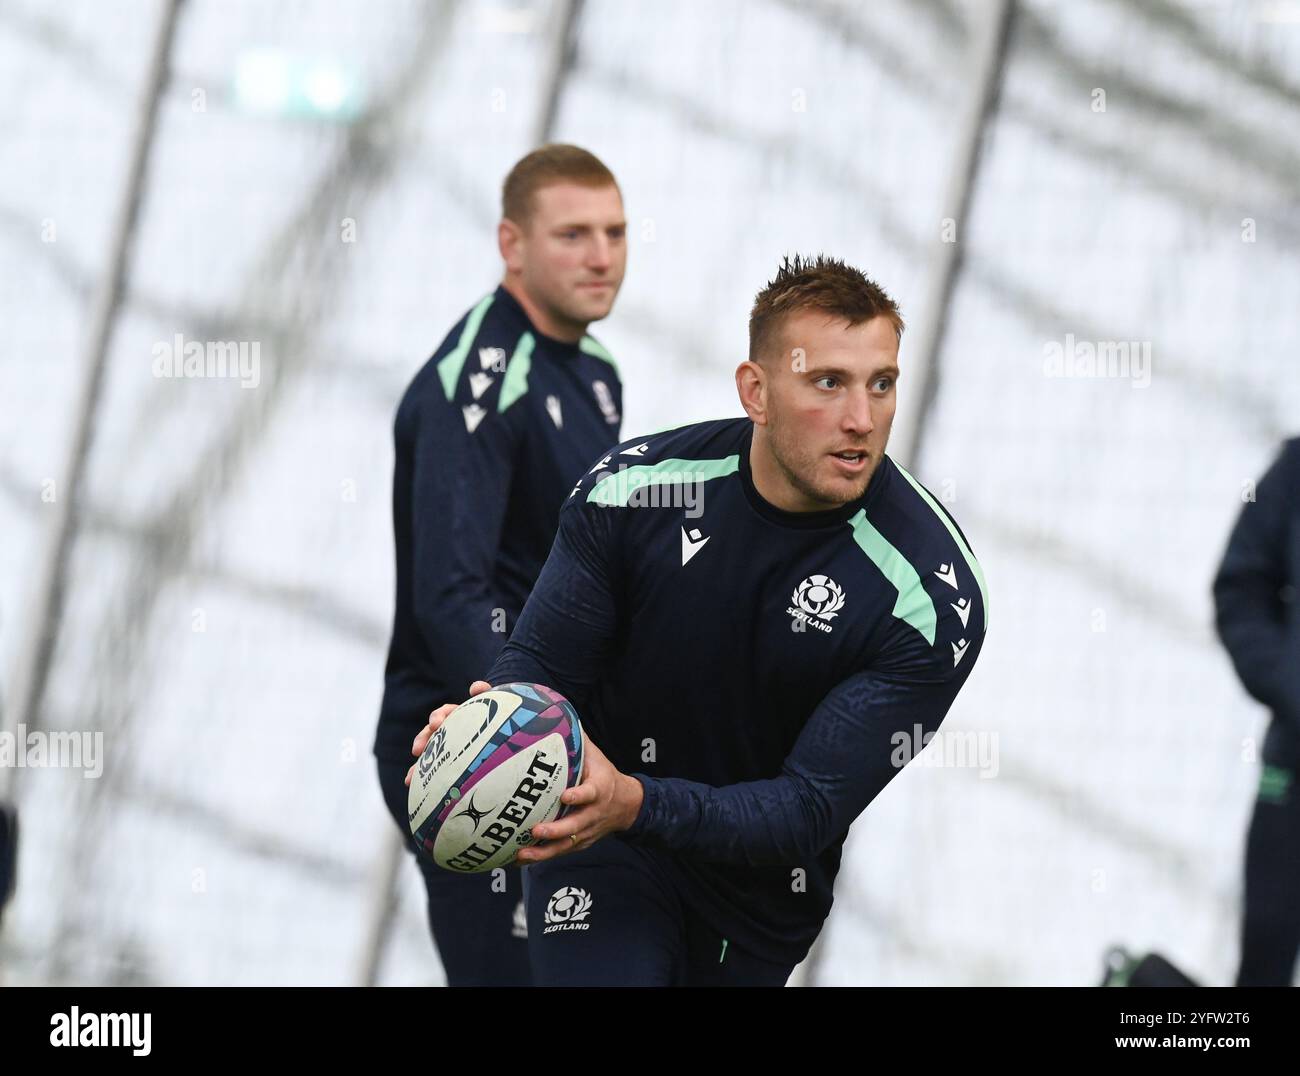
[501,144,620,229]
[748,254,904,364]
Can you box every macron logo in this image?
[462,404,486,433]
[934,563,959,589]
[951,597,971,628]
[468,371,493,399]
[681,526,710,565]
[952,638,970,666]
[621,442,650,457]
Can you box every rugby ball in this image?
[407,683,584,873]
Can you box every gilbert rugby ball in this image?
[407,683,584,873]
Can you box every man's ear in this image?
[735,360,769,426]
[499,218,523,272]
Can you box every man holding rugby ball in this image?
[410,255,987,986]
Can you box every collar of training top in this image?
[493,283,586,356]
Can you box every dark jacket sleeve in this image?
[622,574,988,866]
[1212,442,1298,732]
[485,464,621,713]
[409,341,524,700]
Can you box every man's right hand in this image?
[404,680,492,788]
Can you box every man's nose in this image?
[843,388,873,435]
[586,234,612,270]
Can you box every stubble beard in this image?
[767,407,874,510]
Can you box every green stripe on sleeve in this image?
[847,509,938,645]
[497,332,536,412]
[890,460,990,630]
[580,334,619,375]
[436,293,495,401]
[587,455,739,507]
[1259,765,1292,804]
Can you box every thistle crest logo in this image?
[543,886,593,933]
[792,575,846,620]
[787,575,847,635]
[416,726,446,780]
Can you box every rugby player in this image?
[376,144,627,986]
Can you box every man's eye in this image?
[873,378,894,392]
[814,376,838,390]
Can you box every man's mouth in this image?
[829,450,869,473]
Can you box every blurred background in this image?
[1,0,1297,986]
